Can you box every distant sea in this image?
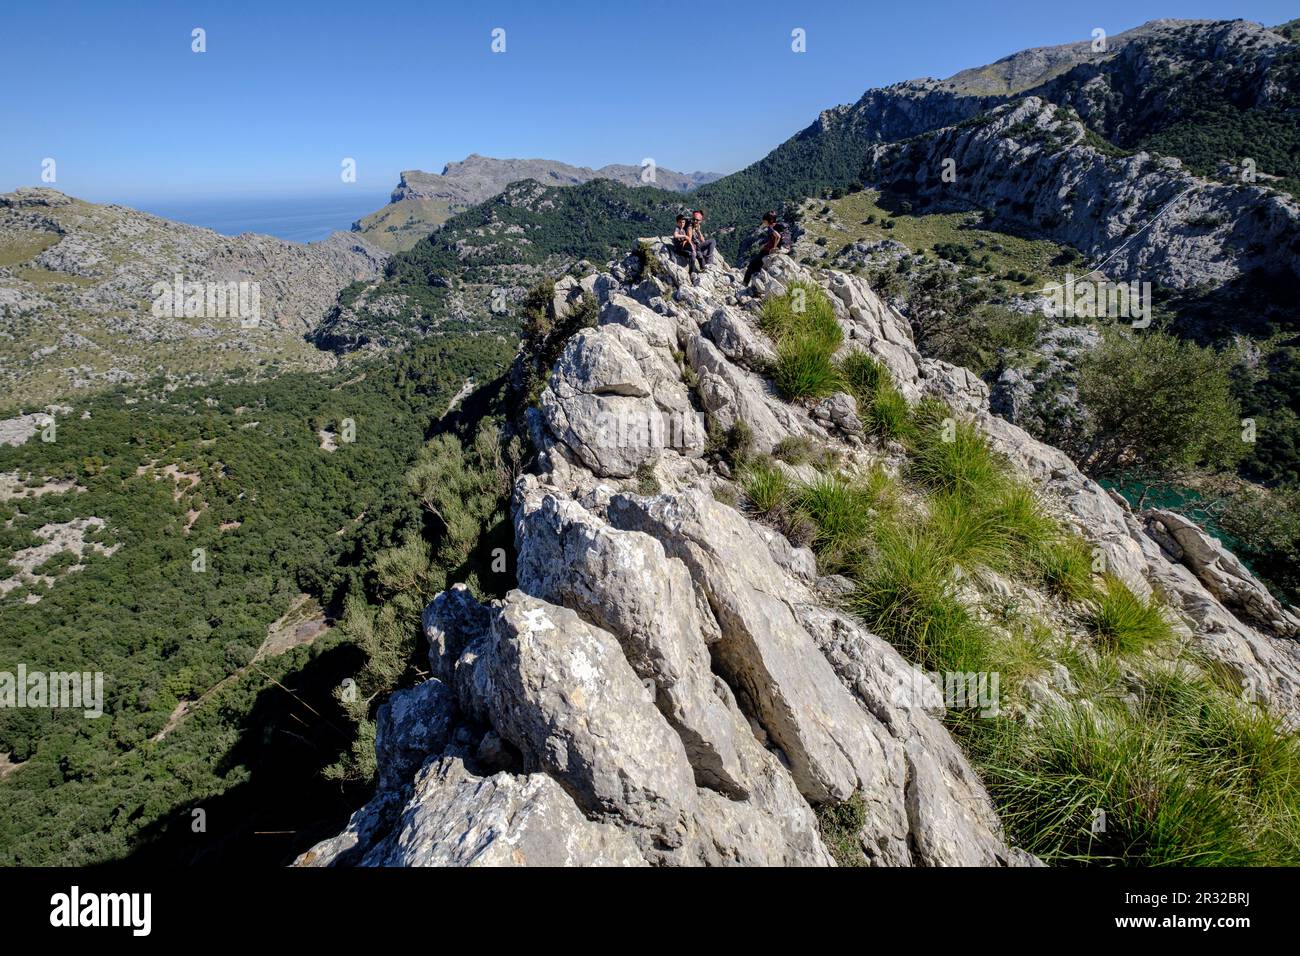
[130,192,392,244]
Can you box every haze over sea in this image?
[129,192,391,244]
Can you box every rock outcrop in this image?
[303,237,1298,868]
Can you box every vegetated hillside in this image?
[353,155,721,252]
[318,178,690,353]
[300,240,1300,868]
[0,331,514,865]
[0,188,388,408]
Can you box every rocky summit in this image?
[300,239,1299,867]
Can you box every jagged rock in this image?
[687,333,807,452]
[813,391,863,435]
[540,324,705,478]
[374,679,455,793]
[423,584,491,682]
[356,756,648,867]
[607,493,902,807]
[312,229,1299,868]
[702,305,777,372]
[1145,509,1300,639]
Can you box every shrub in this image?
[816,794,869,867]
[1069,331,1244,477]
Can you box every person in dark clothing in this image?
[689,209,716,269]
[671,214,697,271]
[743,211,783,284]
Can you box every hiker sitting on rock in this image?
[743,211,786,284]
[672,214,697,270]
[688,209,716,270]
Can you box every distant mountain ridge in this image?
[353,154,720,252]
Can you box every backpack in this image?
[775,222,793,251]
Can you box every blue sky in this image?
[2,0,1295,202]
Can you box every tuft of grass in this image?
[759,280,842,350]
[851,521,991,674]
[909,410,1005,501]
[795,470,893,569]
[982,483,1061,574]
[867,382,913,440]
[761,282,845,401]
[838,352,904,435]
[837,349,886,396]
[740,460,792,516]
[1030,532,1099,602]
[773,333,842,401]
[1085,575,1174,654]
[773,435,840,471]
[838,351,912,440]
[965,679,1300,865]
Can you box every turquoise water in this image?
[130,193,391,244]
[1101,478,1244,554]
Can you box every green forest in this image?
[0,331,514,864]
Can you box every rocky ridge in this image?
[860,96,1300,290]
[300,240,1298,866]
[353,155,720,252]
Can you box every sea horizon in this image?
[123,191,393,244]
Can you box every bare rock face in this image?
[359,757,648,867]
[301,244,1040,868]
[540,324,706,478]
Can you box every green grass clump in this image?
[815,794,869,867]
[909,411,1005,501]
[1030,533,1099,602]
[965,674,1300,865]
[1086,575,1174,654]
[740,460,792,516]
[795,470,893,569]
[773,333,842,400]
[760,283,845,401]
[837,351,912,440]
[772,435,840,470]
[851,522,991,674]
[759,280,841,349]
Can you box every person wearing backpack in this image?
[743,211,785,284]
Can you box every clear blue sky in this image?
[2,0,1295,202]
